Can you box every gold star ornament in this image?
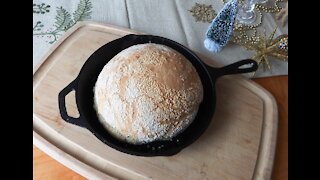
[251,28,288,72]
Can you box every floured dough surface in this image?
[94,43,203,144]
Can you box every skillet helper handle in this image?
[58,79,87,128]
[210,59,258,79]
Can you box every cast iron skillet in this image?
[58,34,258,156]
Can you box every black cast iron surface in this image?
[58,34,258,156]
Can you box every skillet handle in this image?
[58,79,87,128]
[207,59,258,79]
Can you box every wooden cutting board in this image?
[33,22,278,180]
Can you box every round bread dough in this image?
[94,43,203,144]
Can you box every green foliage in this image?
[73,0,92,23]
[33,21,44,31]
[33,3,50,14]
[54,7,72,31]
[33,0,92,44]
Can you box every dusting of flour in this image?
[94,43,203,144]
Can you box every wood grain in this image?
[33,22,280,180]
[33,76,288,180]
[33,145,85,180]
[253,76,288,180]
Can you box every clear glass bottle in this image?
[236,0,268,24]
